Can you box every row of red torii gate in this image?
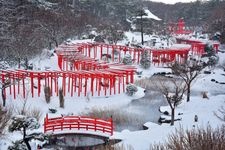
[0,39,219,99]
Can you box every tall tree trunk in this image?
[171,108,175,126]
[141,15,144,45]
[1,89,6,107]
[187,83,191,102]
[53,39,58,48]
[23,127,31,150]
[18,57,21,69]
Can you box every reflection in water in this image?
[45,134,108,150]
[117,90,167,131]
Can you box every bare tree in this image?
[170,60,205,102]
[0,74,11,107]
[215,104,225,122]
[153,76,187,125]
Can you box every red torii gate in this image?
[56,42,191,70]
[169,18,192,35]
[0,66,136,99]
[151,49,189,66]
[0,42,192,100]
[176,39,220,56]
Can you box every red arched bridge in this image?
[44,114,113,137]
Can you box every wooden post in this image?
[50,72,53,96]
[91,77,94,96]
[98,77,101,96]
[88,45,91,57]
[100,45,103,60]
[130,71,134,83]
[118,76,121,94]
[122,76,125,92]
[13,74,16,99]
[30,72,34,97]
[38,73,41,97]
[78,116,80,130]
[112,45,114,62]
[22,74,25,98]
[137,49,140,64]
[17,72,20,95]
[94,118,97,131]
[68,73,71,93]
[44,114,48,133]
[84,77,87,96]
[110,116,113,136]
[62,73,66,96]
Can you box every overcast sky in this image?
[150,0,197,4]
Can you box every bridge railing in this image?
[44,114,113,136]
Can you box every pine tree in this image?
[123,54,132,65]
[140,49,151,69]
[126,84,138,96]
[8,115,48,150]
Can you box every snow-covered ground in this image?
[0,33,225,150]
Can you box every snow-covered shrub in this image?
[49,108,57,114]
[44,86,51,104]
[8,141,27,150]
[27,108,42,122]
[80,108,144,131]
[15,98,42,122]
[207,55,219,67]
[140,50,151,69]
[150,126,225,150]
[204,43,216,56]
[123,54,132,65]
[201,91,209,99]
[97,143,134,150]
[0,105,12,136]
[126,84,138,96]
[59,88,64,108]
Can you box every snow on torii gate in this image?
[176,38,220,56]
[0,66,135,99]
[56,42,191,70]
[0,42,191,100]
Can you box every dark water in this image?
[122,90,167,130]
[43,134,120,150]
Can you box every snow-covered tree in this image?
[8,115,48,150]
[126,84,138,96]
[140,49,151,69]
[153,76,187,126]
[104,23,125,45]
[0,73,11,107]
[207,55,219,68]
[170,60,205,102]
[204,43,216,57]
[123,54,132,65]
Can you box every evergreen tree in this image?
[140,49,151,69]
[123,54,132,65]
[126,84,138,96]
[8,115,48,150]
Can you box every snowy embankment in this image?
[111,52,225,150]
